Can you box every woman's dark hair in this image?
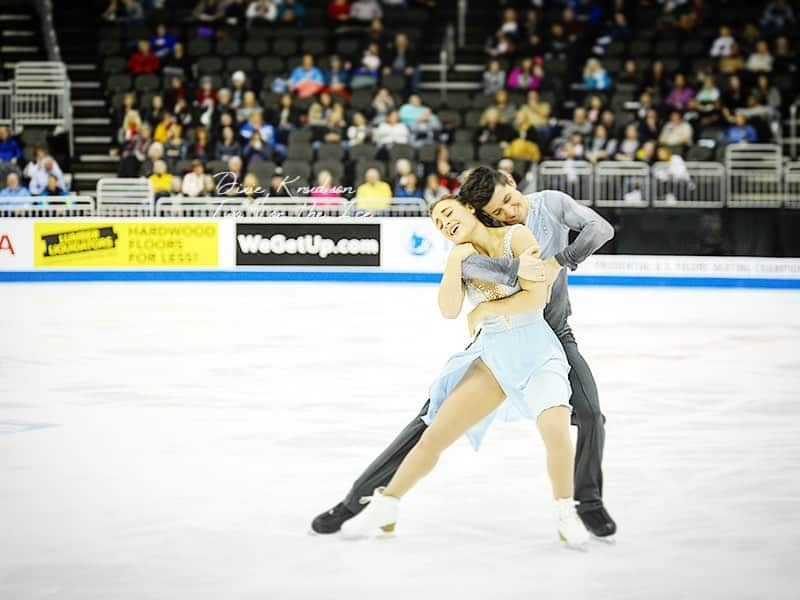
[458,165,508,214]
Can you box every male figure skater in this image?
[311,166,617,538]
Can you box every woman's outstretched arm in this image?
[438,243,475,319]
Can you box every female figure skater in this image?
[340,195,589,549]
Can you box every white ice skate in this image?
[555,498,589,551]
[339,487,399,539]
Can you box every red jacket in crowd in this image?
[128,51,160,75]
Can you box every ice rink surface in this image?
[1,281,800,600]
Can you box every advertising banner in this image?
[236,222,380,267]
[0,219,33,270]
[380,218,452,272]
[33,221,218,267]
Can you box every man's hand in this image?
[448,243,477,264]
[517,244,545,281]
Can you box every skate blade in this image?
[591,534,616,545]
[559,532,589,552]
[339,523,397,540]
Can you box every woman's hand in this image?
[517,245,546,281]
[448,243,477,264]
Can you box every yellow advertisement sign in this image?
[34,221,218,267]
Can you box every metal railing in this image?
[457,0,467,48]
[789,101,799,160]
[725,144,783,208]
[33,0,61,62]
[593,161,651,208]
[0,82,12,127]
[652,160,725,208]
[537,160,593,206]
[785,162,800,210]
[97,177,155,217]
[0,196,94,218]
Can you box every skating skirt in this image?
[424,309,571,450]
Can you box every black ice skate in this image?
[579,506,617,542]
[310,502,356,534]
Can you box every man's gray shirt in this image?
[460,190,614,336]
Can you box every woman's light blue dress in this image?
[423,225,572,450]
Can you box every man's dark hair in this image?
[458,166,508,213]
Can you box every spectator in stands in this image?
[498,7,519,41]
[150,24,177,58]
[139,141,164,177]
[247,0,279,23]
[167,177,184,198]
[367,18,389,49]
[773,36,796,74]
[436,159,459,192]
[503,110,542,161]
[112,93,138,131]
[370,87,396,124]
[352,43,382,88]
[692,75,721,109]
[723,113,758,144]
[163,76,186,110]
[560,107,593,143]
[0,126,22,165]
[483,60,506,96]
[423,172,447,205]
[650,62,672,100]
[492,89,517,124]
[576,0,603,25]
[638,108,661,142]
[189,127,212,163]
[555,132,585,160]
[723,74,747,110]
[310,170,343,206]
[659,110,693,147]
[347,112,370,147]
[761,0,796,33]
[617,59,642,88]
[318,109,348,146]
[127,40,160,76]
[546,22,569,62]
[355,167,392,210]
[182,160,206,197]
[746,41,774,73]
[193,0,224,22]
[273,93,300,145]
[327,0,351,22]
[140,94,163,129]
[0,173,31,198]
[117,112,150,177]
[161,43,189,81]
[230,71,249,109]
[227,156,244,183]
[148,160,173,198]
[586,94,604,124]
[410,108,442,147]
[583,58,611,91]
[195,77,217,110]
[154,113,180,144]
[392,158,413,189]
[710,25,736,57]
[350,0,382,22]
[383,33,420,93]
[240,110,275,145]
[28,156,66,196]
[634,140,656,164]
[394,172,421,199]
[40,174,68,197]
[476,108,514,148]
[519,90,552,141]
[236,91,262,125]
[22,146,46,181]
[719,44,744,74]
[614,123,641,160]
[163,126,187,174]
[277,0,306,24]
[586,124,617,163]
[665,73,695,110]
[102,0,144,23]
[753,74,782,112]
[487,32,515,58]
[243,131,272,165]
[507,57,543,91]
[323,55,351,102]
[214,126,241,162]
[593,11,630,54]
[398,94,426,127]
[290,55,325,99]
[374,110,410,148]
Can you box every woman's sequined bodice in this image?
[465,225,523,306]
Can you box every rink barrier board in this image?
[1,270,800,289]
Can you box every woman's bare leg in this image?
[537,405,574,500]
[383,359,505,499]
